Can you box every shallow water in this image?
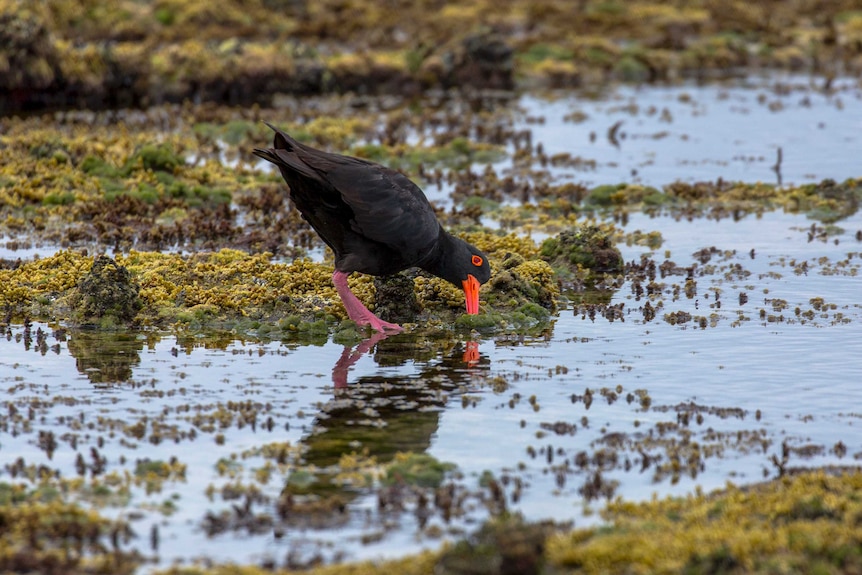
[1,76,862,569]
[514,74,862,189]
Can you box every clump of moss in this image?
[123,143,182,174]
[585,183,667,209]
[67,255,143,327]
[540,225,623,288]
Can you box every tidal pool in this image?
[1,76,861,571]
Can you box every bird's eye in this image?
[471,255,484,266]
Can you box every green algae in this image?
[0,482,141,575]
[153,553,440,575]
[4,468,858,575]
[1,101,860,266]
[540,225,623,289]
[353,138,506,173]
[546,469,862,575]
[384,453,457,489]
[437,513,564,575]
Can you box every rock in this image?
[69,256,143,327]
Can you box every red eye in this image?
[471,255,483,266]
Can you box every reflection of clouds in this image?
[66,329,144,383]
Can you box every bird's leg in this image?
[332,271,403,332]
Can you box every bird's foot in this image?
[358,315,403,333]
[333,270,404,333]
[342,299,402,332]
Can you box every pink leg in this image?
[332,271,403,333]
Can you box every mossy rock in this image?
[437,514,563,575]
[374,271,421,324]
[540,225,623,288]
[68,255,143,327]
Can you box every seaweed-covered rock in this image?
[540,226,623,288]
[0,2,60,108]
[437,514,564,575]
[374,271,421,324]
[486,252,558,312]
[444,32,514,90]
[68,255,143,327]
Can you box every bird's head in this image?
[421,232,491,316]
[459,244,491,315]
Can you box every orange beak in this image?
[462,274,480,315]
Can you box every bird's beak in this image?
[462,274,480,315]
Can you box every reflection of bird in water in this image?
[331,330,389,388]
[462,340,480,366]
[305,336,489,467]
[331,332,485,389]
[278,336,490,547]
[253,124,491,332]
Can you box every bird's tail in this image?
[252,122,319,180]
[252,121,293,161]
[264,121,297,149]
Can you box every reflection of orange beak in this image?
[463,340,480,365]
[462,274,480,315]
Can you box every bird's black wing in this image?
[253,125,441,272]
[312,154,441,257]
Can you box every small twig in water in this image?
[772,146,783,186]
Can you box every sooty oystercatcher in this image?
[253,123,491,332]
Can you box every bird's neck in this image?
[417,227,463,287]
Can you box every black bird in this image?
[253,123,491,332]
